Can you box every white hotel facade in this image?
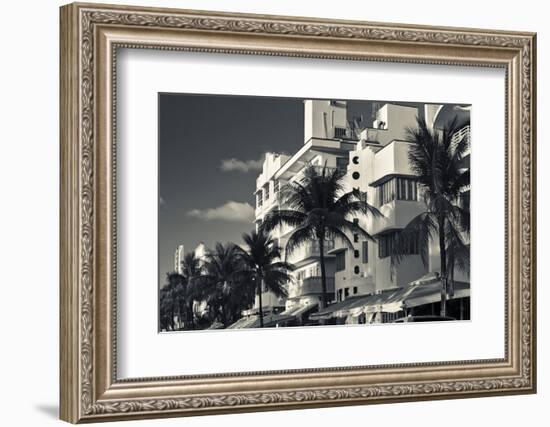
[250,99,470,325]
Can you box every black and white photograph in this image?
[158,94,471,332]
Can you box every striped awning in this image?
[405,280,470,308]
[280,303,317,317]
[309,277,470,321]
[309,296,366,320]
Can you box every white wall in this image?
[0,1,546,426]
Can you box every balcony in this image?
[371,140,417,186]
[290,240,335,266]
[255,191,281,217]
[371,199,426,236]
[288,276,335,299]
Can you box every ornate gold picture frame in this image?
[60,2,536,423]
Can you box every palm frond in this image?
[261,209,307,233]
[333,188,383,219]
[390,211,437,271]
[263,270,291,298]
[324,211,377,243]
[445,220,470,275]
[284,226,316,258]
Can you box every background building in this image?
[174,244,185,275]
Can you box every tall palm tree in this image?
[261,164,381,309]
[159,285,175,331]
[237,229,294,328]
[159,272,184,330]
[179,252,202,329]
[201,243,247,327]
[391,116,470,316]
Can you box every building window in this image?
[354,266,360,275]
[353,218,359,226]
[354,249,360,258]
[352,171,360,180]
[352,156,359,165]
[362,241,368,263]
[353,234,359,243]
[256,191,263,208]
[264,183,270,201]
[377,177,418,205]
[353,286,358,294]
[335,251,346,272]
[378,234,394,259]
[378,232,419,258]
[378,178,395,205]
[344,288,350,298]
[338,289,343,302]
[274,180,280,195]
[334,127,348,139]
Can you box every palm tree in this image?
[261,164,381,309]
[159,286,175,330]
[237,229,294,327]
[391,116,470,316]
[179,252,202,329]
[201,243,248,327]
[159,272,184,330]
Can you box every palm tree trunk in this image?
[188,302,195,330]
[449,262,455,299]
[221,304,227,327]
[439,216,448,317]
[258,277,264,328]
[319,237,328,309]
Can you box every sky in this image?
[159,94,302,284]
[158,93,378,285]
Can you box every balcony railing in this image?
[451,125,471,152]
[288,276,336,298]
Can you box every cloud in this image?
[187,201,255,223]
[220,156,263,173]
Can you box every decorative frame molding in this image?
[60,2,536,423]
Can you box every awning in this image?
[227,316,258,329]
[248,313,295,328]
[405,280,470,308]
[238,303,318,328]
[309,296,365,320]
[281,303,317,317]
[344,287,408,317]
[308,277,470,321]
